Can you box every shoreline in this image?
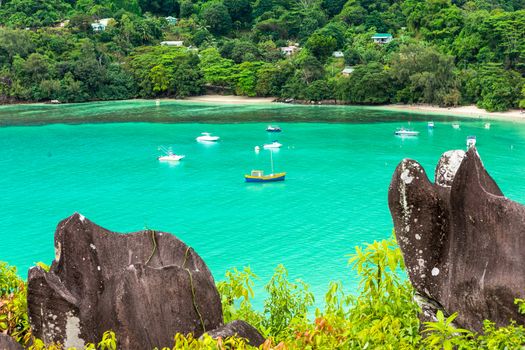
[371,104,525,122]
[2,95,525,123]
[179,96,525,122]
[181,95,277,104]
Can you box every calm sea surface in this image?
[2,100,525,307]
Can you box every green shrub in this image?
[0,262,31,346]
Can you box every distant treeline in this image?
[0,0,524,111]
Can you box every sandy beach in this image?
[183,95,276,104]
[3,95,525,123]
[182,96,525,122]
[373,104,525,122]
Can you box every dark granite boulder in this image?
[27,213,223,349]
[0,334,24,350]
[388,147,525,331]
[206,320,266,347]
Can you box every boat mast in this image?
[270,150,274,174]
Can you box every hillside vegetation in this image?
[0,0,524,110]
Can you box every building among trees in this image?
[371,33,393,44]
[90,18,112,32]
[161,41,184,47]
[165,16,177,25]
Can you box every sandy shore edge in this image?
[181,95,277,104]
[371,104,525,122]
[181,96,525,122]
[2,95,525,123]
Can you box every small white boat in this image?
[263,141,282,149]
[428,121,434,129]
[466,135,476,148]
[394,128,419,137]
[158,147,185,161]
[484,123,491,129]
[266,125,282,132]
[452,123,460,129]
[254,146,260,152]
[196,132,220,142]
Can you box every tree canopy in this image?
[0,0,523,110]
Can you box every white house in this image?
[332,51,344,58]
[371,33,393,44]
[91,18,112,32]
[341,66,355,76]
[57,20,69,28]
[161,41,184,47]
[165,16,177,25]
[280,45,299,56]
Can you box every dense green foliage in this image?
[4,236,525,348]
[0,0,524,109]
[0,262,31,346]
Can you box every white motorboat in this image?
[158,147,185,161]
[428,121,435,129]
[466,135,476,148]
[196,132,220,142]
[263,141,282,149]
[394,128,419,137]
[266,125,282,132]
[452,123,460,129]
[484,123,491,129]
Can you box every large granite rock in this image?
[388,147,525,332]
[27,213,223,349]
[206,320,266,347]
[0,334,24,350]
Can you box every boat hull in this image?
[245,172,286,182]
[158,155,184,161]
[394,131,419,136]
[263,142,282,149]
[196,137,219,142]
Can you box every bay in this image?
[1,100,525,307]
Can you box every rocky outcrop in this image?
[206,320,266,347]
[27,213,223,349]
[388,147,525,331]
[0,334,24,350]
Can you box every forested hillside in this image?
[0,0,524,110]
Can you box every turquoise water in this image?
[2,100,525,307]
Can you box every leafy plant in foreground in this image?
[422,311,473,350]
[262,264,315,341]
[343,236,421,349]
[28,330,118,350]
[0,262,31,346]
[216,266,264,327]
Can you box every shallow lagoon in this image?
[2,100,525,306]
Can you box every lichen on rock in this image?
[388,147,525,332]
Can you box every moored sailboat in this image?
[245,149,286,182]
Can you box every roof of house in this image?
[342,66,355,74]
[91,18,112,27]
[372,33,393,38]
[99,18,112,26]
[161,41,184,46]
